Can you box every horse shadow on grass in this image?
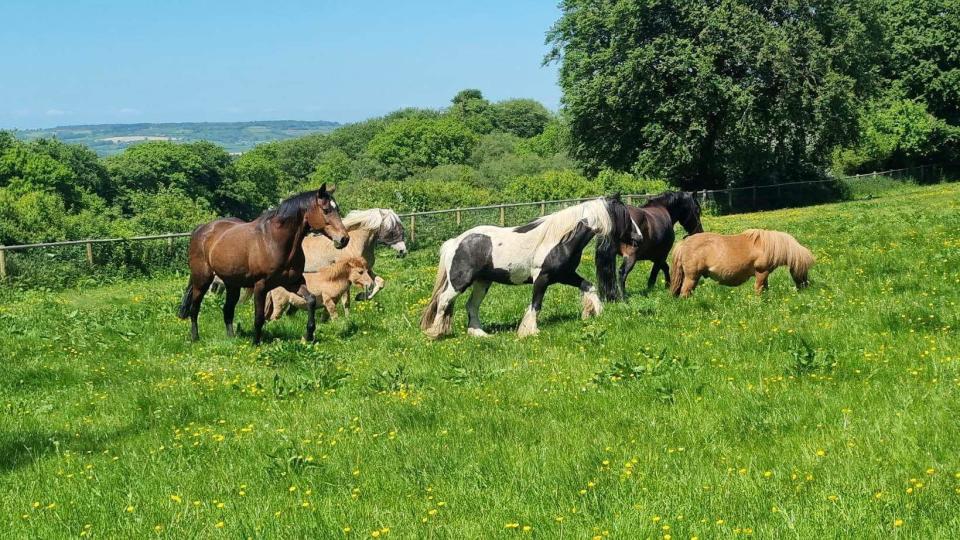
[0,397,215,473]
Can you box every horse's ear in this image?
[318,183,327,198]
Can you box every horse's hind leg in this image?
[466,281,491,337]
[679,273,700,298]
[425,282,461,339]
[223,286,241,338]
[660,262,670,290]
[188,275,213,341]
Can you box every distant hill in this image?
[13,120,340,155]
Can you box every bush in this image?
[365,116,479,179]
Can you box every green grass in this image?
[2,183,959,538]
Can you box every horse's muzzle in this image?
[334,236,349,249]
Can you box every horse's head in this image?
[346,257,375,288]
[376,209,407,258]
[680,192,705,236]
[306,183,349,249]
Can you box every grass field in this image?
[2,183,959,538]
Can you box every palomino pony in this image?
[264,257,374,321]
[302,208,406,300]
[611,191,704,297]
[669,229,814,297]
[177,185,349,344]
[420,196,642,339]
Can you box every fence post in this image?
[456,210,461,226]
[626,195,633,206]
[0,248,6,280]
[499,206,505,226]
[540,203,545,216]
[409,215,416,246]
[166,235,174,255]
[86,241,94,266]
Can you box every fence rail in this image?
[0,163,952,281]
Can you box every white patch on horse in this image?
[631,218,643,240]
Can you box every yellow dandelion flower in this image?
[894,519,904,527]
[170,495,182,503]
[215,521,225,528]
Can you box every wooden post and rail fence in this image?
[0,163,948,280]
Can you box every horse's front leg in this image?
[619,254,637,295]
[558,272,603,319]
[518,276,549,338]
[356,271,385,301]
[296,281,318,341]
[754,270,770,295]
[252,281,269,345]
[341,291,350,317]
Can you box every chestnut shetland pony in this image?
[264,257,374,321]
[177,184,349,344]
[670,229,814,297]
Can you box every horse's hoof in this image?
[517,327,539,338]
[467,328,489,337]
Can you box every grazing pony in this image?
[669,229,814,297]
[302,208,406,300]
[612,191,704,297]
[420,196,641,339]
[177,185,349,344]
[264,257,375,321]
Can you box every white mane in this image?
[529,198,613,246]
[342,208,402,233]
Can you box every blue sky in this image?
[0,0,562,129]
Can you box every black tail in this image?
[177,279,193,319]
[595,236,622,302]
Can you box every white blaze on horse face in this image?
[390,241,407,253]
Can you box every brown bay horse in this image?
[605,191,704,299]
[177,184,349,344]
[670,229,814,297]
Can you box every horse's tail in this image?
[595,235,622,301]
[669,241,686,296]
[177,278,193,319]
[420,240,455,336]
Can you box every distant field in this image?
[2,183,959,538]
[12,120,340,155]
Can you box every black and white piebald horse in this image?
[420,196,643,339]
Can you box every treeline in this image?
[0,90,666,245]
[3,0,960,246]
[548,0,960,189]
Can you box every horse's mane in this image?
[643,191,685,208]
[258,191,319,224]
[342,208,401,233]
[526,198,614,247]
[744,229,814,277]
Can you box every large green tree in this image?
[880,0,960,126]
[547,0,884,188]
[365,116,479,179]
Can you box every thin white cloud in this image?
[117,107,141,115]
[45,108,68,116]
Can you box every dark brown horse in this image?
[616,191,704,297]
[177,185,349,344]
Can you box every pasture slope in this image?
[2,183,959,539]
